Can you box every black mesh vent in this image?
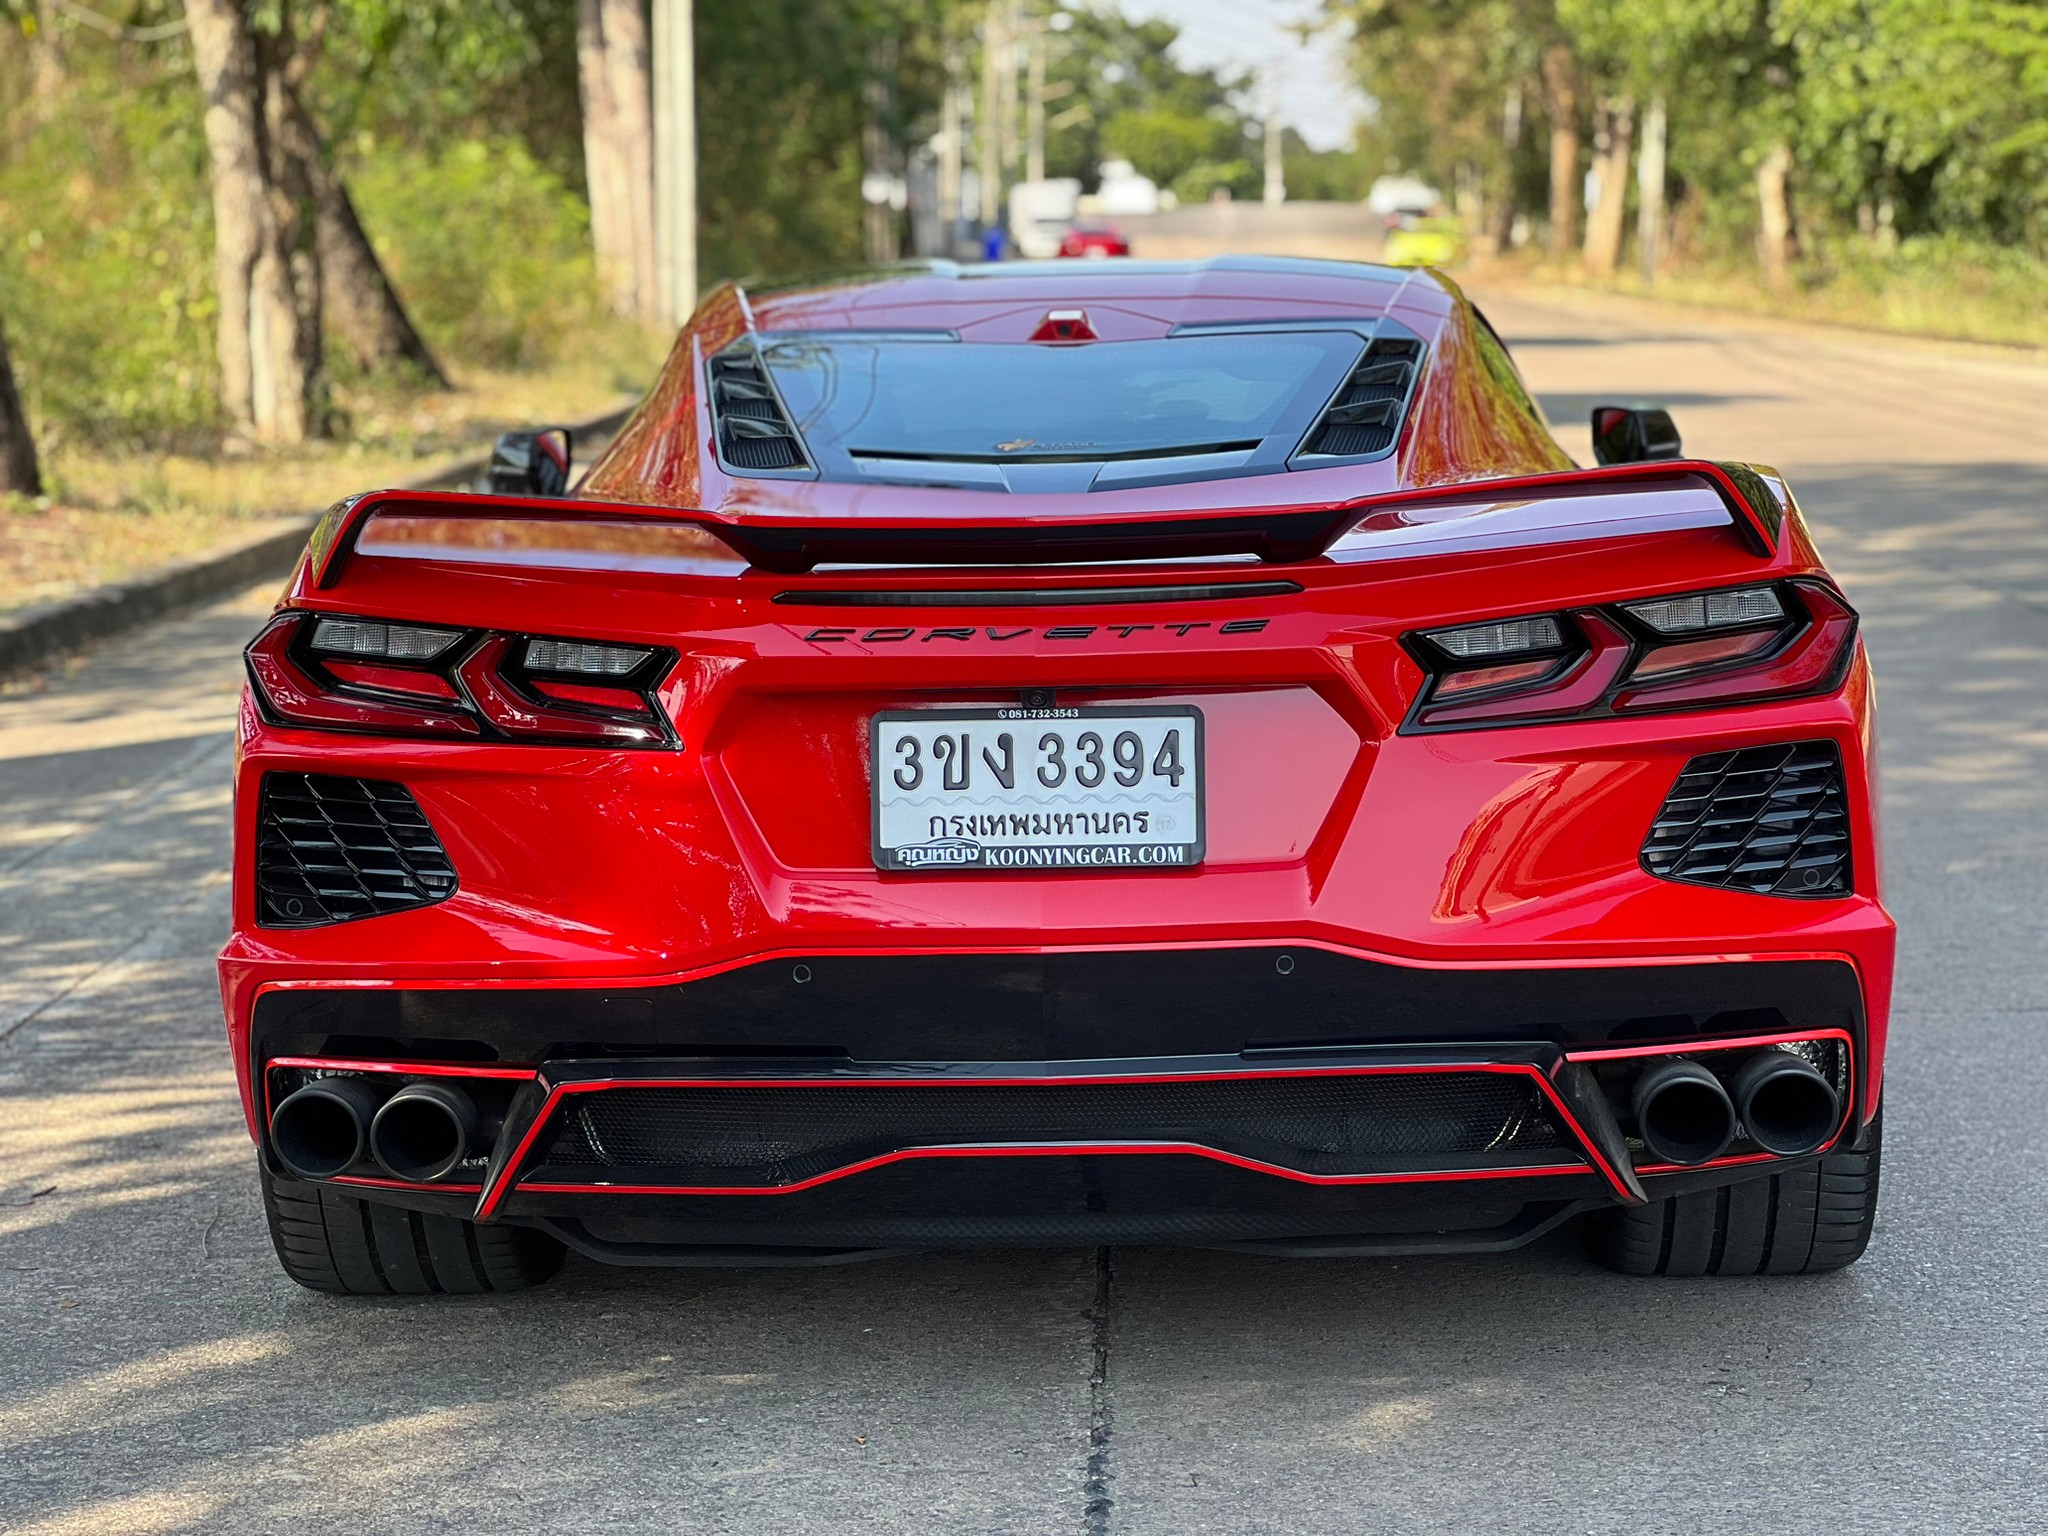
[1298,337,1423,458]
[529,1072,1569,1188]
[1642,741,1851,898]
[257,774,457,928]
[709,350,807,472]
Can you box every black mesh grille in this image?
[1299,337,1423,458]
[709,351,807,472]
[1642,741,1851,897]
[257,774,457,928]
[529,1071,1570,1188]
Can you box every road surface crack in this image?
[1084,1245,1116,1536]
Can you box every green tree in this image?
[1036,9,1257,199]
[1778,0,2048,248]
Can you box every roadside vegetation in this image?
[0,0,1360,610]
[1,2,2043,611]
[1331,0,2048,348]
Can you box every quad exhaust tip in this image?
[271,1076,480,1183]
[1732,1050,1840,1156]
[1630,1050,1842,1166]
[270,1078,386,1181]
[1631,1059,1737,1166]
[369,1081,478,1183]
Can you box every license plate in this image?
[871,706,1204,872]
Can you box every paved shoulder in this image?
[0,586,1100,1535]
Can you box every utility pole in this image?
[1025,27,1046,184]
[978,0,1004,229]
[940,35,966,255]
[652,0,696,328]
[1262,67,1286,207]
[999,0,1021,178]
[862,43,901,265]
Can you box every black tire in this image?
[261,1166,565,1295]
[1585,1115,1881,1277]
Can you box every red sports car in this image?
[1059,224,1132,258]
[227,258,1890,1295]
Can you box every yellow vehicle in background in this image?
[1384,214,1467,268]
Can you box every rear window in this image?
[758,332,1359,466]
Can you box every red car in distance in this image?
[1058,224,1131,258]
[228,258,1889,1295]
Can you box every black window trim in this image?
[704,318,1428,494]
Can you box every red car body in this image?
[224,259,1891,1285]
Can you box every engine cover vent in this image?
[1642,741,1851,898]
[1295,336,1424,461]
[257,774,457,928]
[708,349,809,473]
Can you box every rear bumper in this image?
[239,946,1875,1260]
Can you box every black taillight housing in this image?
[1402,580,1857,732]
[246,611,679,747]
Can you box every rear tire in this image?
[1585,1114,1881,1276]
[261,1166,565,1295]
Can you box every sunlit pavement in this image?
[2,293,2045,1534]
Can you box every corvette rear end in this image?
[223,260,1891,1293]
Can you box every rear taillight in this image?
[245,612,679,747]
[246,617,482,739]
[455,636,669,746]
[1611,583,1856,713]
[1403,580,1857,732]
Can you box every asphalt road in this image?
[3,288,2047,1535]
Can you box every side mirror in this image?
[483,427,572,496]
[1590,405,1682,466]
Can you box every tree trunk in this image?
[0,320,42,498]
[937,39,966,255]
[1756,141,1794,290]
[32,1,67,121]
[862,56,900,264]
[1583,94,1633,277]
[1540,43,1580,260]
[1636,94,1667,284]
[978,0,1003,228]
[577,0,659,322]
[651,0,696,326]
[1482,83,1523,260]
[184,0,321,444]
[316,173,449,383]
[256,25,324,441]
[276,47,444,384]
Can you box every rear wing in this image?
[303,459,1785,587]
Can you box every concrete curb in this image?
[0,403,635,680]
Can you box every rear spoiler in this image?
[305,459,1785,585]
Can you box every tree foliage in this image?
[1037,9,1259,200]
[0,0,1381,454]
[1324,0,2047,261]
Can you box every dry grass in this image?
[1,343,661,617]
[1473,247,2048,357]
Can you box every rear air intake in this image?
[1296,337,1423,460]
[526,1072,1569,1190]
[257,774,457,927]
[1641,741,1850,897]
[709,350,807,472]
